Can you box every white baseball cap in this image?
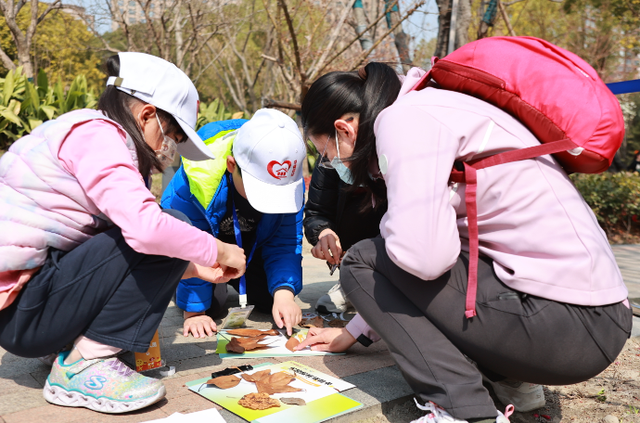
[105,52,213,161]
[233,109,306,214]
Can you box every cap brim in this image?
[175,117,215,161]
[241,171,304,214]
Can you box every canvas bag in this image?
[409,36,625,318]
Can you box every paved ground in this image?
[1,244,639,423]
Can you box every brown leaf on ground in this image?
[206,375,241,389]
[226,328,279,337]
[300,315,324,328]
[242,369,272,383]
[238,392,281,410]
[280,397,306,406]
[285,336,300,351]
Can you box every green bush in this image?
[196,98,246,130]
[571,172,640,242]
[0,67,97,150]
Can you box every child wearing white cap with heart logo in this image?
[161,108,307,339]
[0,52,246,413]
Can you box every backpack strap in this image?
[450,138,575,319]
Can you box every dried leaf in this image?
[238,392,281,410]
[328,319,347,328]
[285,336,300,352]
[268,372,296,386]
[225,336,272,354]
[256,372,302,395]
[225,337,245,353]
[226,328,279,337]
[280,397,306,406]
[300,315,324,328]
[242,369,272,383]
[206,375,241,389]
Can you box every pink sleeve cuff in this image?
[345,313,380,344]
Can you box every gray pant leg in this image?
[340,237,631,420]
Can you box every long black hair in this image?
[300,62,401,206]
[97,55,184,176]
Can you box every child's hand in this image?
[182,262,230,283]
[272,289,301,336]
[183,311,217,338]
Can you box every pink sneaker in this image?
[43,351,165,413]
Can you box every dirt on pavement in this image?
[355,338,640,423]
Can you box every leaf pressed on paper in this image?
[225,337,246,353]
[285,336,300,352]
[242,369,271,383]
[206,375,241,389]
[256,372,302,395]
[300,315,324,328]
[238,392,281,410]
[225,336,271,354]
[280,397,306,406]
[226,328,279,337]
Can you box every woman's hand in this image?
[272,289,302,336]
[311,229,343,265]
[183,311,217,338]
[294,327,356,352]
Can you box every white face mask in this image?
[330,129,355,185]
[154,114,177,171]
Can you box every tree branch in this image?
[350,0,426,70]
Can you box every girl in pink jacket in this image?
[296,62,631,423]
[0,53,245,413]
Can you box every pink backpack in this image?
[409,36,625,318]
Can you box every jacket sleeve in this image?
[160,166,211,233]
[262,206,304,296]
[160,166,215,312]
[303,161,341,246]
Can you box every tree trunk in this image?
[435,0,472,57]
[353,0,373,50]
[385,0,411,72]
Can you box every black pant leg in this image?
[340,237,630,419]
[0,211,190,357]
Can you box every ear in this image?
[136,103,158,130]
[334,115,359,147]
[226,155,237,173]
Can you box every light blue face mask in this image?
[330,129,355,185]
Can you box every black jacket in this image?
[303,162,387,250]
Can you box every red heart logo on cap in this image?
[267,160,292,180]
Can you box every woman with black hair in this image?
[0,53,245,413]
[295,63,631,423]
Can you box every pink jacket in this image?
[0,110,218,310]
[345,68,627,342]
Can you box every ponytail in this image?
[301,62,401,206]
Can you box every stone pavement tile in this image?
[2,403,95,423]
[0,386,48,415]
[0,350,47,379]
[0,373,41,395]
[156,390,220,417]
